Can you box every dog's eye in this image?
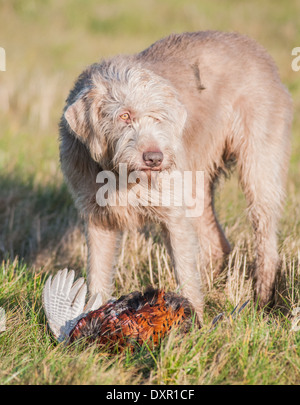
[120,112,130,121]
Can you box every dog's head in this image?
[63,59,187,174]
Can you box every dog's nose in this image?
[143,151,164,168]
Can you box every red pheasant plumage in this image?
[69,288,194,350]
[42,269,249,350]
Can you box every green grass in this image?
[0,0,300,385]
[1,260,300,384]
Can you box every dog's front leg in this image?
[164,216,204,323]
[85,220,121,301]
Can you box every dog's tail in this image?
[42,268,102,342]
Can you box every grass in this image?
[0,0,300,385]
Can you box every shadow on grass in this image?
[0,172,84,272]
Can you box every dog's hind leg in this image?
[193,176,231,279]
[235,100,292,307]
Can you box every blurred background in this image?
[0,0,299,277]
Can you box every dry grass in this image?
[0,0,300,385]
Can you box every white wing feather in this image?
[42,269,102,342]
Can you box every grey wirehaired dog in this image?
[59,31,293,322]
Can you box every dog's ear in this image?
[64,89,91,140]
[64,83,108,162]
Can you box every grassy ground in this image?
[0,0,300,385]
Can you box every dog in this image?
[59,31,293,322]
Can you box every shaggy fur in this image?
[59,31,293,322]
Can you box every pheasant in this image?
[42,269,249,351]
[42,269,195,350]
